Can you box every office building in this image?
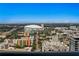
[70,36,79,51]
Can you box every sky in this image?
[0,3,79,23]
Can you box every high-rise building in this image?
[70,36,79,51]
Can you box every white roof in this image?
[25,25,43,29]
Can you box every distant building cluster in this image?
[0,24,79,52]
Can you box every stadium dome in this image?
[24,25,43,32]
[24,25,43,29]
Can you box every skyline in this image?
[0,3,79,23]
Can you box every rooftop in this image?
[25,25,43,29]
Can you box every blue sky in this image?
[0,3,79,23]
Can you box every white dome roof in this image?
[25,25,43,29]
